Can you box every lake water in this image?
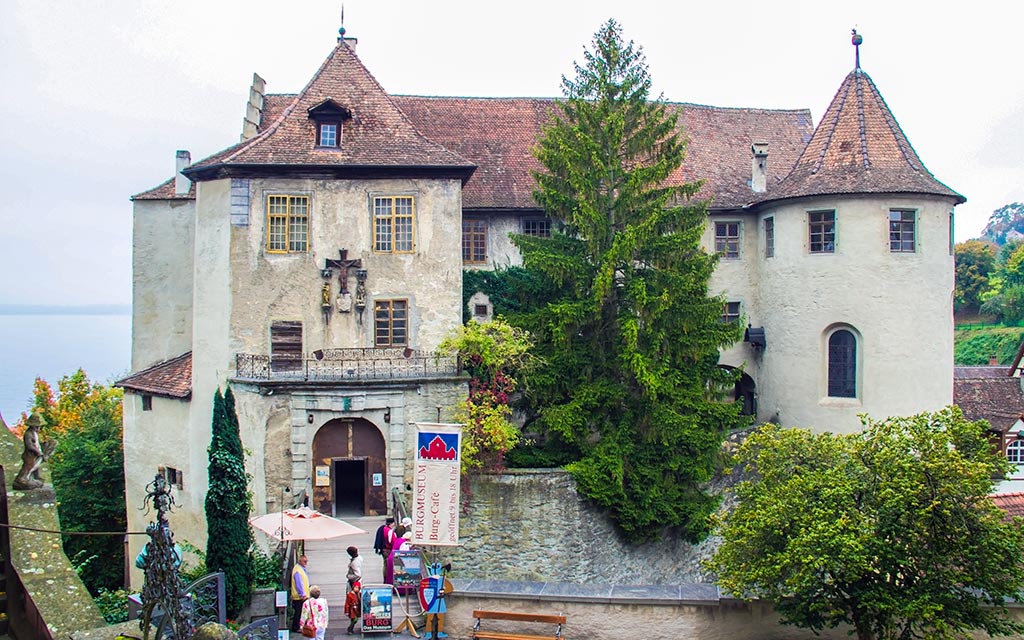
[0,314,131,423]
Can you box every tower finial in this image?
[338,3,346,41]
[851,29,863,70]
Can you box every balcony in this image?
[235,347,459,382]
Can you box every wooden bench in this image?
[471,609,567,640]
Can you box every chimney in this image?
[240,73,266,142]
[174,150,191,196]
[990,354,999,366]
[751,142,769,193]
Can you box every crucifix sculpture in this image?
[323,249,364,316]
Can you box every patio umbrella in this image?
[249,506,366,541]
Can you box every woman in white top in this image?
[300,585,329,640]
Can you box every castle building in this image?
[118,28,961,585]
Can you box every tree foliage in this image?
[509,19,745,542]
[205,387,254,618]
[711,408,1024,640]
[440,319,534,473]
[954,239,996,312]
[37,370,127,594]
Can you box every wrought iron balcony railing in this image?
[235,348,459,382]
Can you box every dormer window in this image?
[319,123,339,147]
[308,99,352,149]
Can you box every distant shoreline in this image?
[0,304,131,316]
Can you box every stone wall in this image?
[448,469,729,584]
[445,581,1024,640]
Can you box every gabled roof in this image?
[763,69,964,205]
[184,41,476,182]
[391,97,813,211]
[115,352,192,399]
[954,375,1024,433]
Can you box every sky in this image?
[1,1,1021,306]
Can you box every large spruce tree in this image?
[205,387,254,617]
[515,19,745,541]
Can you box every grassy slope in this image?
[954,324,1024,365]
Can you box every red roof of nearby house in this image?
[992,493,1024,519]
[955,365,1012,379]
[115,352,192,399]
[763,70,964,205]
[954,375,1024,433]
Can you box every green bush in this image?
[94,588,131,624]
[252,545,285,589]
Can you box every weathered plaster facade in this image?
[710,194,955,432]
[121,32,962,588]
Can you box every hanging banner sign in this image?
[412,422,462,546]
[361,584,394,632]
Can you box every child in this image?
[344,580,362,635]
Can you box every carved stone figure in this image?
[13,413,55,490]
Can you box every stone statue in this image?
[13,413,56,490]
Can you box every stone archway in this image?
[311,418,387,516]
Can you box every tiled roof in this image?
[115,352,192,399]
[955,365,1012,379]
[185,41,475,180]
[764,69,964,205]
[132,177,195,201]
[991,492,1024,519]
[392,97,813,211]
[954,376,1024,433]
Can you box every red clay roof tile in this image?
[116,352,192,399]
[765,70,964,205]
[954,376,1024,433]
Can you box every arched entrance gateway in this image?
[310,418,388,516]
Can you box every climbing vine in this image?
[439,319,535,474]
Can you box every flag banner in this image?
[412,422,462,546]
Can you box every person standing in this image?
[373,517,394,555]
[299,584,329,640]
[290,555,310,632]
[346,546,363,590]
[373,517,395,580]
[344,581,362,635]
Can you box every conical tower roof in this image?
[185,40,475,181]
[763,68,963,205]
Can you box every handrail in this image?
[235,351,458,382]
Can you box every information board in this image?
[361,584,394,632]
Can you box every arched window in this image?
[828,330,857,398]
[1006,440,1024,465]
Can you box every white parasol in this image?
[249,506,365,541]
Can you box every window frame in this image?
[373,196,416,254]
[714,221,742,259]
[889,209,917,253]
[317,121,341,148]
[521,218,552,238]
[142,395,153,411]
[722,301,742,324]
[462,218,488,264]
[809,210,836,254]
[827,328,857,398]
[1007,439,1024,465]
[764,216,775,259]
[266,194,310,254]
[374,299,409,347]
